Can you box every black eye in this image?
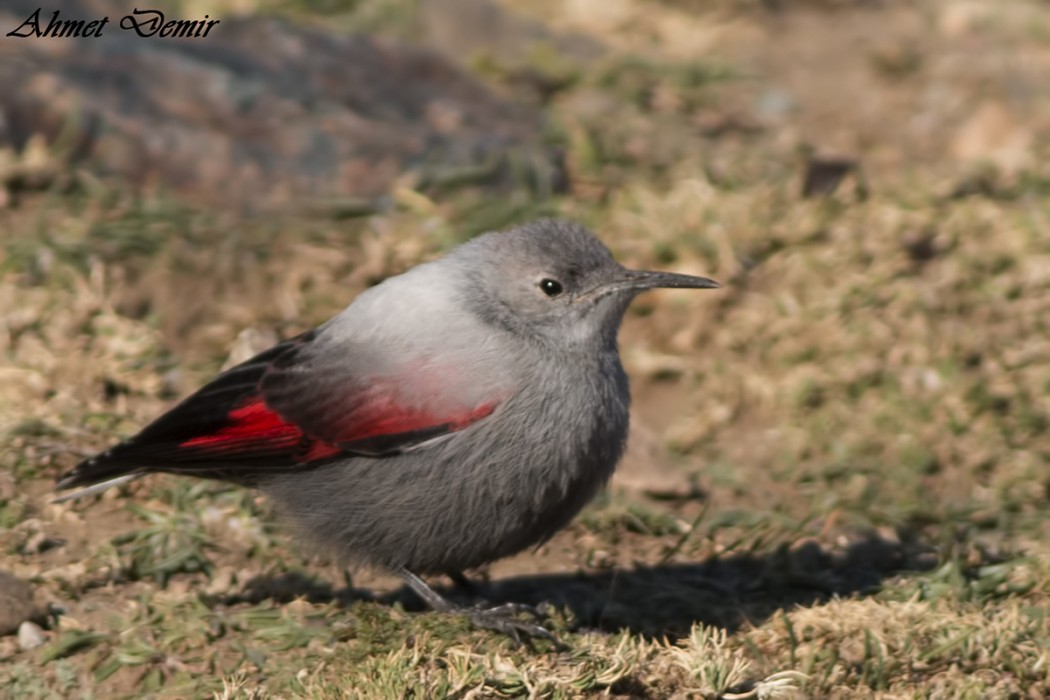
[539,278,564,297]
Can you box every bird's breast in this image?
[465,349,631,526]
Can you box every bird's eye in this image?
[539,278,564,297]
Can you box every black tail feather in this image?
[55,335,311,493]
[56,446,143,491]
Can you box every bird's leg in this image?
[396,569,558,646]
[398,569,456,612]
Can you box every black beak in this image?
[621,269,720,290]
[594,268,720,297]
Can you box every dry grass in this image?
[3,0,1050,697]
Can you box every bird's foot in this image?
[397,568,564,648]
[466,602,563,648]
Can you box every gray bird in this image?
[56,219,719,641]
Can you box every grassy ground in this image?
[3,0,1050,697]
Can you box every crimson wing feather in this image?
[259,337,498,456]
[57,330,498,491]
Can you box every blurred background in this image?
[2,0,1049,696]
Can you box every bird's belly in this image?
[263,397,628,574]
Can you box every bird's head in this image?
[453,219,720,349]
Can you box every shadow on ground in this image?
[216,532,935,638]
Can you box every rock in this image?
[17,621,47,651]
[0,0,563,211]
[0,571,36,636]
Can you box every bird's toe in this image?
[477,601,550,621]
[468,606,562,648]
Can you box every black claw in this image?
[480,601,552,622]
[396,569,565,649]
[470,611,549,644]
[467,605,565,649]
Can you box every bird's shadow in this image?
[215,530,935,638]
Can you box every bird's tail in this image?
[52,474,141,503]
[53,449,142,503]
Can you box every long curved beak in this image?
[596,268,721,297]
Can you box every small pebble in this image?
[17,621,47,651]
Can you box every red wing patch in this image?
[180,396,497,462]
[332,394,497,442]
[180,399,342,462]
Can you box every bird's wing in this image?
[56,329,501,491]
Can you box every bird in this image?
[56,219,719,642]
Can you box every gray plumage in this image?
[57,219,719,638]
